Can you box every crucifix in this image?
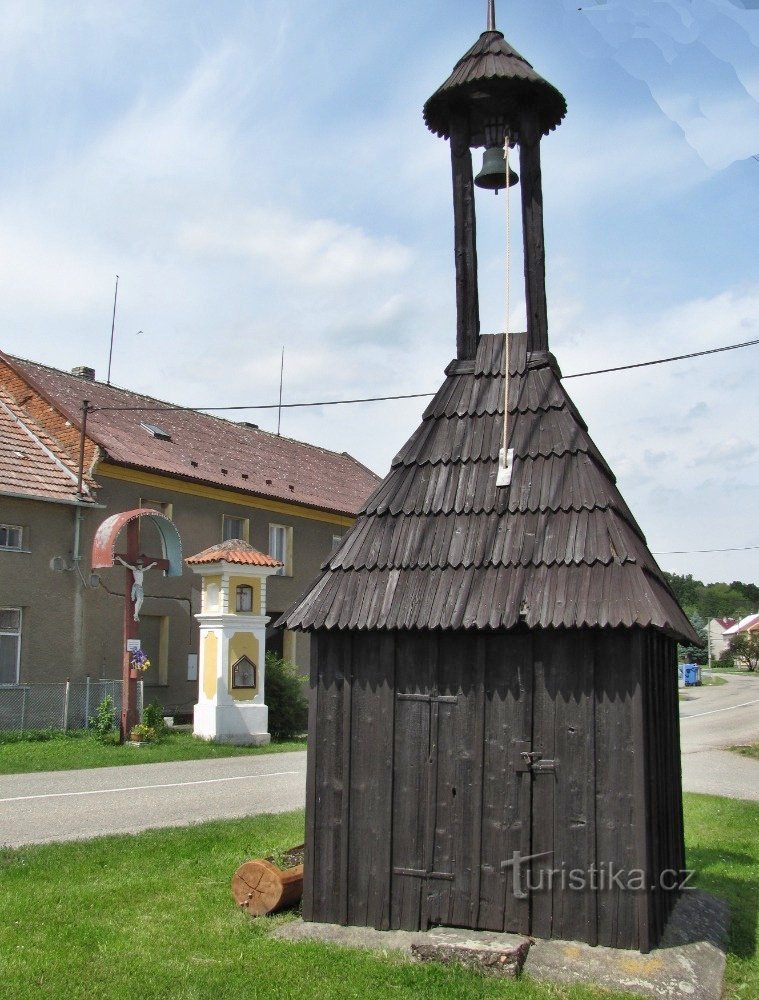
[116,519,168,740]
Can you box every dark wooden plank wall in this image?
[480,632,532,933]
[594,630,639,949]
[304,627,681,951]
[640,631,684,948]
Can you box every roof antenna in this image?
[277,346,285,436]
[487,0,496,30]
[107,275,119,386]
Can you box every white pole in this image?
[63,679,70,731]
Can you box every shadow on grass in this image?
[687,845,758,960]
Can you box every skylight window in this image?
[140,422,172,442]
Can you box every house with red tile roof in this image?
[0,351,380,715]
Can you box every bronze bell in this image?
[474,145,519,193]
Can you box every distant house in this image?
[0,351,380,715]
[723,613,759,638]
[707,616,738,664]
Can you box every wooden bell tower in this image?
[281,3,697,952]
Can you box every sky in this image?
[1,0,757,586]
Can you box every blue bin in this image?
[683,664,701,686]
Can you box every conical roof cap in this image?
[424,30,567,144]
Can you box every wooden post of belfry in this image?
[121,519,140,742]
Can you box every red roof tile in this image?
[0,388,96,504]
[4,355,380,518]
[186,540,282,567]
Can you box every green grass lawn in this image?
[729,742,759,761]
[0,729,306,774]
[0,794,755,1000]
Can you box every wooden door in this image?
[389,633,535,932]
[389,632,596,937]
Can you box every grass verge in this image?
[0,729,306,774]
[0,794,755,999]
[728,742,759,761]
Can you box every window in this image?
[268,524,291,576]
[0,608,22,685]
[222,515,249,542]
[139,500,173,546]
[140,422,172,441]
[0,524,23,550]
[139,499,174,520]
[236,585,253,613]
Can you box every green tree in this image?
[265,652,308,740]
[728,632,759,672]
[679,611,708,664]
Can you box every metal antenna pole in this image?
[107,275,119,385]
[277,347,285,436]
[76,401,89,497]
[487,0,496,31]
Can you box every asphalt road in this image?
[0,750,307,849]
[1,675,756,849]
[679,671,759,802]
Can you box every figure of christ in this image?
[116,557,158,621]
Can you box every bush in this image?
[142,699,167,737]
[265,652,308,740]
[89,695,118,744]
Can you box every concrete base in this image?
[525,891,729,1000]
[193,701,269,745]
[274,923,530,978]
[274,891,729,1000]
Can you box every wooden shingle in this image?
[282,333,698,643]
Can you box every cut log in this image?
[232,859,304,917]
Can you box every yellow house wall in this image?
[228,632,260,700]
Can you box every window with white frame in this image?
[222,515,248,542]
[0,524,23,550]
[268,524,291,576]
[0,608,22,685]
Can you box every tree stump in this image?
[232,857,304,917]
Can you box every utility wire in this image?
[652,544,759,556]
[87,336,759,414]
[562,337,759,380]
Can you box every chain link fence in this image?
[0,679,144,733]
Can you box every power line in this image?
[653,545,759,555]
[88,336,759,414]
[562,337,759,380]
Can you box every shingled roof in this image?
[0,386,96,505]
[423,29,567,143]
[282,333,698,643]
[3,355,379,519]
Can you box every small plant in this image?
[129,723,158,744]
[142,699,167,737]
[265,652,308,740]
[89,695,118,744]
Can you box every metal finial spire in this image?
[487,0,496,31]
